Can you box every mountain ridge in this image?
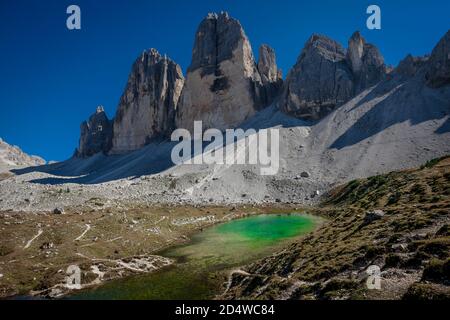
[0,138,45,170]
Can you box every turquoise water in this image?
[72,213,317,300]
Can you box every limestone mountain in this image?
[111,49,184,154]
[346,31,388,93]
[279,34,354,120]
[257,44,283,106]
[175,12,282,133]
[279,32,388,120]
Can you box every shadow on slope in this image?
[12,106,307,185]
[330,75,450,150]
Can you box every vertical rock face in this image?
[76,106,113,158]
[347,32,365,74]
[111,49,184,154]
[280,32,387,121]
[258,44,282,84]
[279,35,354,120]
[176,12,277,133]
[347,31,387,92]
[426,30,450,88]
[257,44,283,105]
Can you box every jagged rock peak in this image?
[347,31,387,92]
[111,48,184,154]
[304,34,348,61]
[347,31,365,74]
[76,106,113,158]
[258,44,282,84]
[279,32,389,121]
[257,44,283,106]
[188,11,250,75]
[279,34,354,120]
[426,30,450,88]
[176,12,274,133]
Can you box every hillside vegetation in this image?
[224,157,450,300]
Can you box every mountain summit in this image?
[175,12,282,133]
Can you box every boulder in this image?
[300,171,310,178]
[363,209,385,224]
[53,208,64,215]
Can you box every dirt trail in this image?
[24,229,43,249]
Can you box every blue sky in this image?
[0,0,449,161]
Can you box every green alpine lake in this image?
[72,213,319,300]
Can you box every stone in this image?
[300,171,310,178]
[111,49,184,153]
[76,106,113,158]
[363,209,385,224]
[425,30,450,88]
[53,208,64,215]
[279,34,354,120]
[40,242,54,250]
[176,12,277,133]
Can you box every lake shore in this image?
[0,204,320,299]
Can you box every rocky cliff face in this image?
[347,31,387,92]
[280,32,387,121]
[280,34,354,120]
[111,49,184,154]
[0,138,45,168]
[176,12,280,133]
[76,106,113,158]
[426,30,450,88]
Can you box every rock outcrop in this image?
[280,32,387,120]
[257,44,283,105]
[111,49,184,153]
[176,12,279,133]
[395,54,429,78]
[76,106,113,158]
[425,30,450,88]
[279,34,354,120]
[0,137,45,167]
[347,31,387,92]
